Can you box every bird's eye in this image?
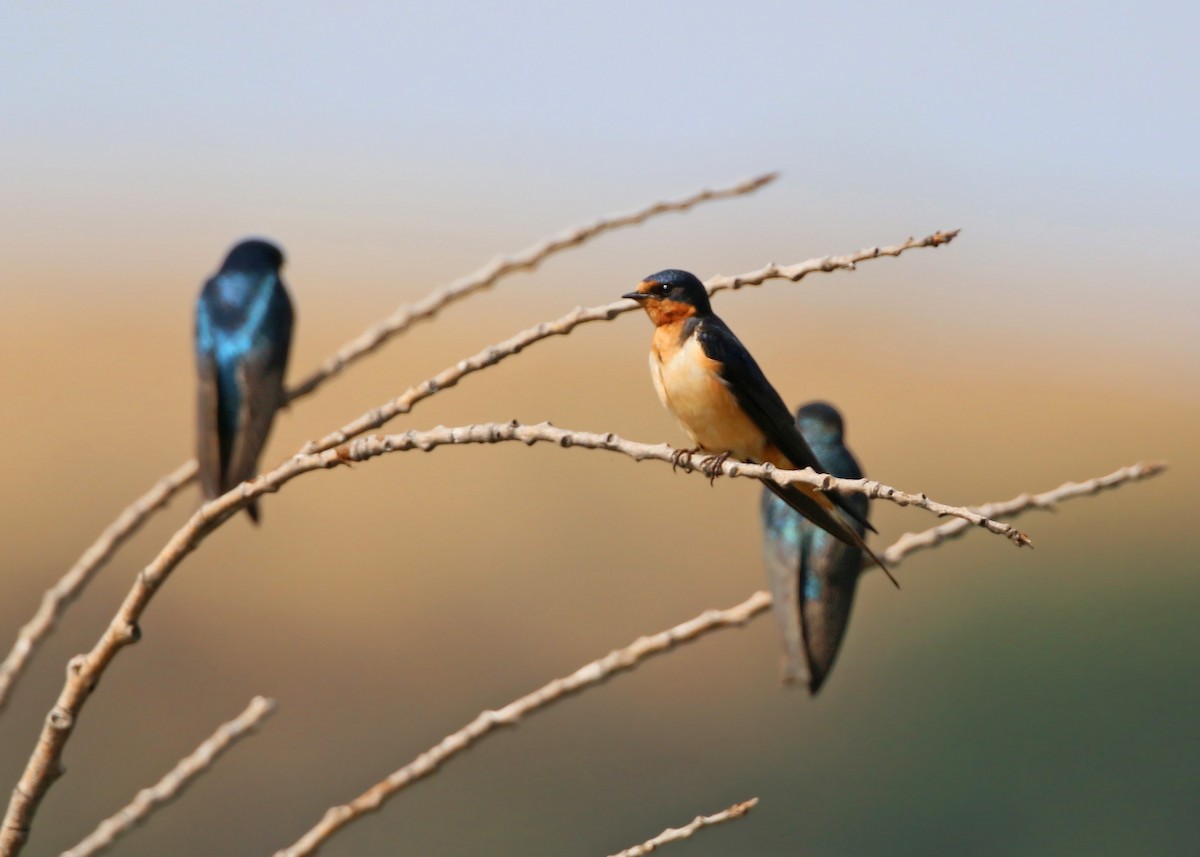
[655,283,671,295]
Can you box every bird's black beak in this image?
[622,291,650,302]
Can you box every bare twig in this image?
[273,597,773,857]
[879,460,1167,567]
[707,229,959,296]
[0,461,196,713]
[306,229,959,452]
[0,443,347,856]
[0,174,776,719]
[336,422,1032,545]
[270,458,1162,857]
[608,798,759,857]
[60,696,275,857]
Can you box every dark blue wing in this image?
[195,275,293,522]
[696,317,875,535]
[761,430,869,693]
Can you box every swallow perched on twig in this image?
[623,269,894,585]
[195,239,294,522]
[762,401,869,694]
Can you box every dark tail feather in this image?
[762,480,898,589]
[246,500,261,525]
[859,541,899,589]
[761,480,860,548]
[830,487,877,535]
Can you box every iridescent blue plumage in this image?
[195,239,294,522]
[761,401,868,694]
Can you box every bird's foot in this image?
[670,447,700,473]
[699,452,731,485]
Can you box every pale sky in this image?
[3,2,1197,368]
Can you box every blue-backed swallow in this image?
[195,239,294,523]
[622,269,895,586]
[762,401,868,694]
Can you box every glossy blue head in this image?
[203,239,286,324]
[220,239,285,276]
[795,401,845,448]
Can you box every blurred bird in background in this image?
[195,238,294,522]
[761,402,868,694]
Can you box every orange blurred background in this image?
[2,5,1197,856]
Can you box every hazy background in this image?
[2,3,1197,855]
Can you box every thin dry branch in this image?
[608,798,759,857]
[707,229,958,296]
[0,441,346,856]
[0,461,196,713]
[0,174,775,718]
[880,460,1167,566]
[269,460,1160,856]
[336,422,1032,545]
[60,696,275,857]
[272,598,773,857]
[306,229,959,452]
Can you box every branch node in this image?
[48,707,74,731]
[118,622,141,645]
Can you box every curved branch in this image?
[60,697,275,857]
[336,422,1032,545]
[0,446,346,857]
[0,461,196,713]
[0,173,777,718]
[273,597,773,857]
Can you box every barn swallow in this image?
[762,401,868,693]
[195,238,294,522]
[623,269,894,586]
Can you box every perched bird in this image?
[195,239,294,522]
[762,402,868,693]
[622,269,894,584]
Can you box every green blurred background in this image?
[2,3,1197,855]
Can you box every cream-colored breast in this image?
[650,333,767,461]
